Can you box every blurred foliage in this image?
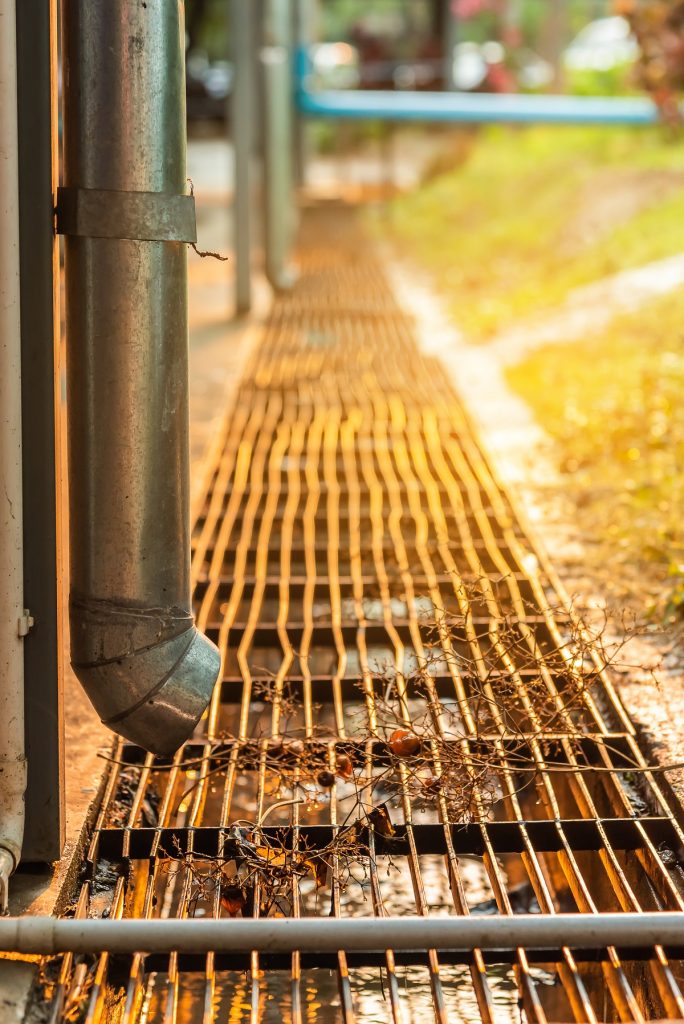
[453,0,610,45]
[506,291,684,618]
[186,0,228,61]
[616,0,684,121]
[387,124,684,338]
[321,0,431,41]
[188,0,616,66]
[566,63,635,95]
[384,122,684,615]
[309,117,393,155]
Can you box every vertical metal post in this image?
[16,0,64,862]
[262,0,297,291]
[292,0,313,188]
[443,0,458,90]
[231,0,253,315]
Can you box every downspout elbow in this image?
[70,597,220,757]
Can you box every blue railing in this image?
[295,50,670,126]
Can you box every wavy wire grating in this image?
[41,207,684,1024]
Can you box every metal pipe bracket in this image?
[56,187,197,244]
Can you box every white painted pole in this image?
[0,913,681,955]
[0,0,27,909]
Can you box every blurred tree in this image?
[429,0,445,36]
[502,0,522,37]
[537,0,569,89]
[185,0,229,61]
[616,0,684,121]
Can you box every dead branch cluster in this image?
[136,590,652,921]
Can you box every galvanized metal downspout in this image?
[0,0,28,906]
[60,0,220,756]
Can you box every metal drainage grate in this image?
[40,207,684,1024]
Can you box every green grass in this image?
[388,125,684,340]
[386,123,684,615]
[506,291,684,617]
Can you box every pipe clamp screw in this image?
[17,610,34,637]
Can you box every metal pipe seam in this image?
[0,914,682,955]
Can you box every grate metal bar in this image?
[38,207,684,1024]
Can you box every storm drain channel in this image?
[39,207,684,1023]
